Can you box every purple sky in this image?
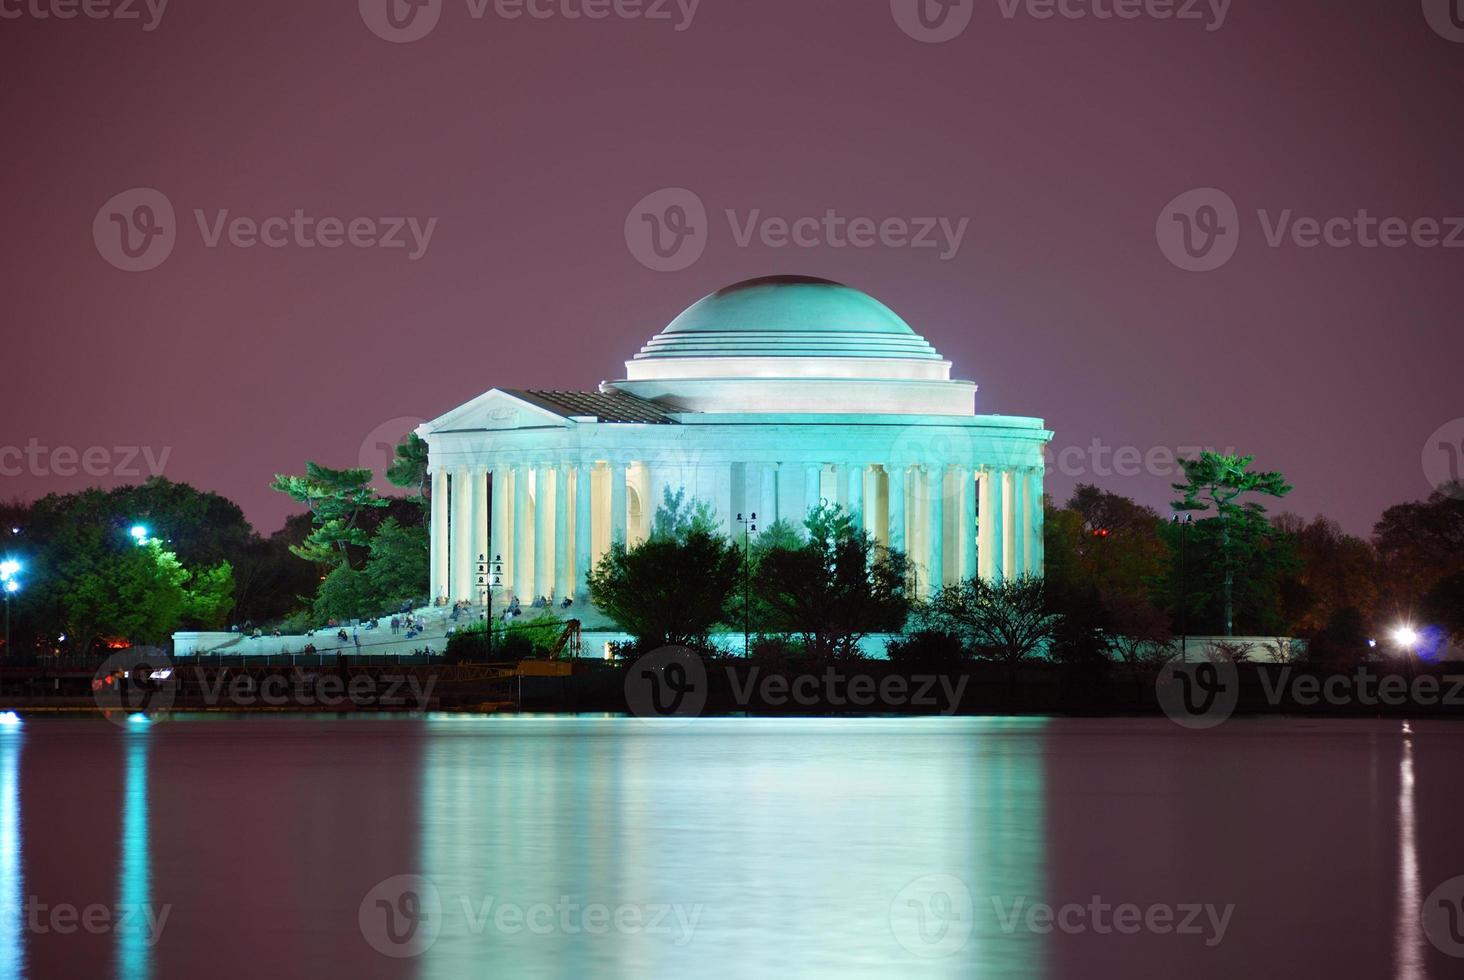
[3,0,1461,536]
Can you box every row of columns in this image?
[429,460,1044,604]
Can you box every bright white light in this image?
[129,525,149,542]
[1393,626,1420,649]
[127,714,151,726]
[0,561,18,579]
[2,582,15,595]
[0,712,19,727]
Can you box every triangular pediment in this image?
[419,389,572,435]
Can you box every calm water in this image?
[2,715,1462,979]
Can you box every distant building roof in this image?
[505,389,679,424]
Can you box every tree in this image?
[588,493,741,650]
[361,518,430,608]
[649,486,720,541]
[1172,452,1293,636]
[1373,488,1464,611]
[386,433,431,525]
[921,576,1058,670]
[270,463,387,568]
[753,504,911,662]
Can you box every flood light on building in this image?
[1392,626,1420,650]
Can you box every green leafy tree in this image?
[270,463,387,568]
[361,518,429,608]
[753,503,911,662]
[386,433,431,522]
[1172,452,1293,636]
[649,486,720,541]
[588,493,741,650]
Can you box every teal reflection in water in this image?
[414,716,1048,979]
[116,727,152,980]
[0,728,22,980]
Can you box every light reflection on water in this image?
[3,714,1462,979]
[419,717,1048,978]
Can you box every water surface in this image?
[3,715,1460,978]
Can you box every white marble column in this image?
[575,463,593,601]
[534,465,552,600]
[887,464,906,556]
[927,467,944,596]
[847,464,865,531]
[610,460,627,545]
[513,464,531,600]
[961,466,977,582]
[985,467,1006,582]
[804,464,821,522]
[470,468,489,603]
[452,468,473,602]
[555,465,571,600]
[1011,467,1028,578]
[758,464,778,529]
[430,468,449,602]
[1028,468,1045,578]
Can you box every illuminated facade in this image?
[418,276,1052,605]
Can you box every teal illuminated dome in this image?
[633,276,944,362]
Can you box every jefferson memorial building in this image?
[419,276,1052,606]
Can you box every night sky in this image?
[3,0,1461,535]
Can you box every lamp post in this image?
[735,512,757,658]
[1393,625,1420,680]
[1171,514,1193,663]
[0,560,21,660]
[476,553,503,661]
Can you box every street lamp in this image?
[129,525,150,545]
[476,553,503,661]
[0,560,21,660]
[1393,625,1420,677]
[1171,514,1194,662]
[735,512,757,657]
